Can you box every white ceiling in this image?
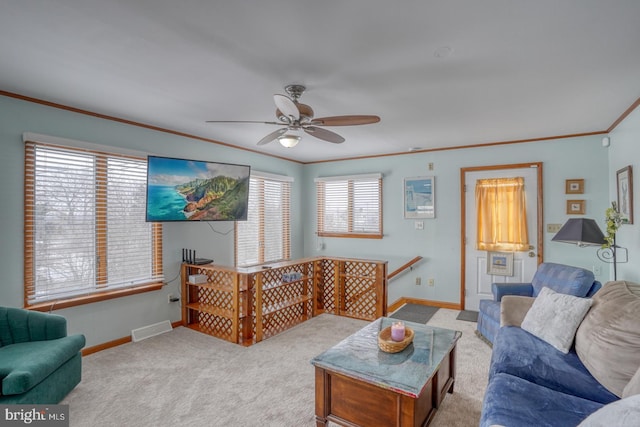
[2,1,640,163]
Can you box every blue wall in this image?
[303,136,612,306]
[608,105,640,282]
[2,92,635,347]
[0,95,304,346]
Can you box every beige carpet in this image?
[63,309,491,426]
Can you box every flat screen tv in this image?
[146,155,251,222]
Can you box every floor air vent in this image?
[131,320,173,342]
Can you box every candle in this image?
[390,321,405,342]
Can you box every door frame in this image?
[459,162,544,310]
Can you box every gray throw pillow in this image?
[521,286,592,353]
[575,281,640,397]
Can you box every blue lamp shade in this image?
[551,218,606,247]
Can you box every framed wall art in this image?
[404,176,435,218]
[565,179,584,194]
[617,165,633,224]
[566,200,586,215]
[487,251,514,276]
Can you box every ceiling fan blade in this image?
[257,128,288,146]
[273,94,299,120]
[303,126,345,144]
[312,115,381,126]
[206,120,282,125]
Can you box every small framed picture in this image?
[487,252,514,276]
[565,179,584,194]
[404,176,435,219]
[617,166,633,224]
[566,200,586,215]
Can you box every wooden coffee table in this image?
[311,317,461,427]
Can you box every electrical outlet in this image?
[592,265,601,276]
[415,277,421,286]
[547,223,562,233]
[428,278,435,286]
[415,221,424,230]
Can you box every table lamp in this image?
[552,218,626,280]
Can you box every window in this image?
[24,138,163,309]
[315,173,382,238]
[475,177,529,251]
[235,171,292,267]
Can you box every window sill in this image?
[26,282,164,312]
[317,232,383,239]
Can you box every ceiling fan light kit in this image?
[278,134,301,148]
[207,84,380,148]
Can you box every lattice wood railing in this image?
[182,265,248,344]
[182,257,387,346]
[315,258,387,321]
[253,260,314,342]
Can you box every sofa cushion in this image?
[480,373,604,427]
[500,295,535,327]
[0,335,85,395]
[521,287,592,353]
[490,326,618,404]
[531,262,595,297]
[577,394,640,427]
[575,281,640,397]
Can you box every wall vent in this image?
[131,320,173,342]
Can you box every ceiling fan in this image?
[206,84,380,147]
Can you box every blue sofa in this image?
[481,326,617,426]
[0,307,85,403]
[477,262,601,344]
[480,280,640,427]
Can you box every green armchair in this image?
[0,306,85,403]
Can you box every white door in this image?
[463,166,540,311]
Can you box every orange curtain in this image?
[476,177,529,251]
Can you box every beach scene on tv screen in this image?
[146,157,250,221]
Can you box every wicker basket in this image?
[378,326,414,353]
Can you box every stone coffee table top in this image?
[311,317,461,397]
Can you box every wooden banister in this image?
[388,256,423,281]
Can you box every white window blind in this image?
[24,141,163,305]
[236,172,292,267]
[315,173,383,238]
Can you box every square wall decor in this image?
[565,179,584,194]
[566,200,585,215]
